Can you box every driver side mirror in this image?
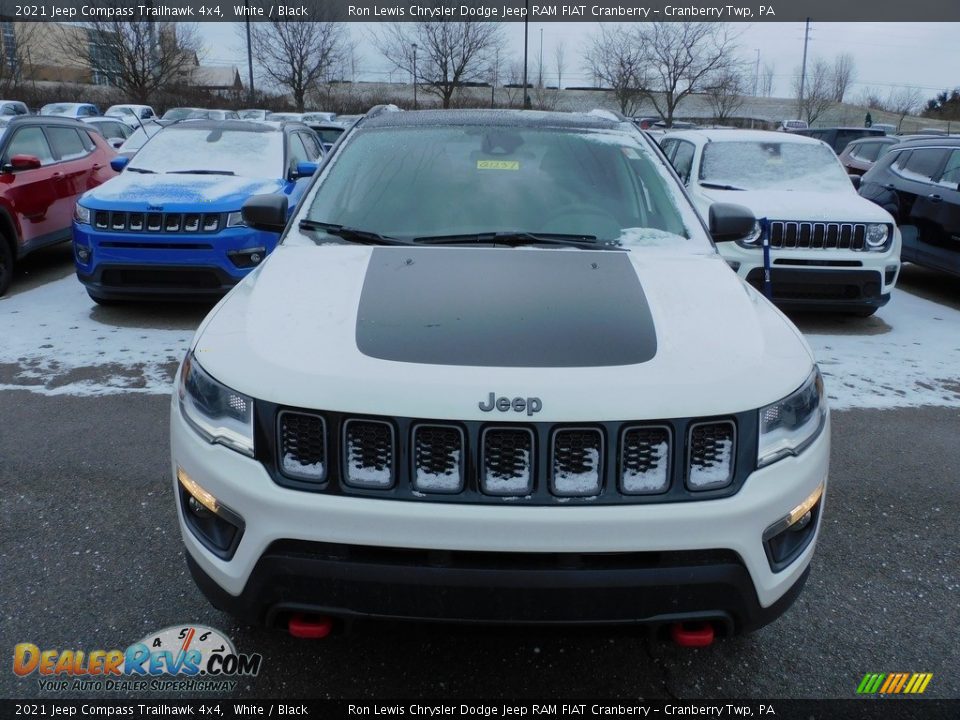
[4,154,42,172]
[709,203,756,243]
[291,161,318,180]
[110,156,130,172]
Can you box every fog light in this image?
[227,247,267,269]
[76,245,91,262]
[763,482,824,571]
[177,466,244,559]
[885,265,897,285]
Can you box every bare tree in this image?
[248,6,348,112]
[634,22,740,127]
[371,20,503,109]
[60,22,201,104]
[858,86,886,110]
[830,53,856,103]
[554,41,566,90]
[759,62,775,97]
[0,24,42,95]
[793,58,834,124]
[886,87,923,130]
[584,26,646,116]
[704,68,747,123]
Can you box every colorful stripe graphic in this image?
[857,673,932,694]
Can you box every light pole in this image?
[245,0,254,105]
[538,28,543,88]
[522,0,530,108]
[412,43,418,110]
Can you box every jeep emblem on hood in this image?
[478,392,542,416]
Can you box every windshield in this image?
[313,127,344,144]
[129,127,282,177]
[296,125,702,249]
[699,141,853,192]
[43,104,76,115]
[107,106,134,116]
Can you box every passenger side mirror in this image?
[110,138,124,149]
[291,161,318,180]
[848,174,862,190]
[110,156,130,172]
[709,203,756,243]
[5,154,42,171]
[242,194,289,232]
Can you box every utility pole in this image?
[538,28,543,87]
[751,48,760,128]
[245,0,255,105]
[798,18,811,119]
[522,0,530,108]
[412,43,417,110]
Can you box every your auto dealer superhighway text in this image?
[348,5,774,18]
[348,705,770,717]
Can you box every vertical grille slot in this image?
[111,212,127,231]
[412,425,464,494]
[165,214,182,232]
[95,211,109,229]
[147,213,162,231]
[620,426,671,494]
[687,421,736,491]
[551,428,603,497]
[278,411,327,482]
[343,419,394,489]
[184,214,201,232]
[480,428,534,496]
[128,213,144,231]
[203,214,220,232]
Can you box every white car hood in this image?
[696,188,894,224]
[192,244,814,421]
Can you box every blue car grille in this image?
[94,211,223,233]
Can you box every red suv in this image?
[0,115,117,295]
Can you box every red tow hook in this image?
[670,621,715,647]
[288,613,334,639]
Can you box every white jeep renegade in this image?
[171,108,829,639]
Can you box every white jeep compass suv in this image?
[171,109,830,640]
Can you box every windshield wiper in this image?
[125,167,155,174]
[166,169,236,175]
[298,220,411,246]
[413,231,618,250]
[699,182,745,191]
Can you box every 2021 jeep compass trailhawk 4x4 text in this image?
[171,108,830,639]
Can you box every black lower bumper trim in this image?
[78,264,238,301]
[745,267,889,311]
[185,542,810,635]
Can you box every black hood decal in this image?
[355,248,657,367]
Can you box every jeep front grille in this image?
[268,408,752,504]
[94,211,223,234]
[767,221,866,250]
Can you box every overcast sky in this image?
[199,22,959,102]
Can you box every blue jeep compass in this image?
[73,120,323,302]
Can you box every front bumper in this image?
[171,399,830,630]
[73,223,275,299]
[719,241,900,312]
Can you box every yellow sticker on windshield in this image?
[477,160,520,170]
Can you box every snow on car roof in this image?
[362,108,624,131]
[665,129,827,145]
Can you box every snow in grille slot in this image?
[481,428,534,496]
[413,425,464,493]
[552,429,603,497]
[687,422,736,490]
[344,420,394,489]
[620,426,671,494]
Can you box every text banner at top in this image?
[2,0,960,22]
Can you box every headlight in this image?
[178,353,254,457]
[757,367,827,468]
[74,204,91,224]
[226,211,246,228]
[865,223,890,250]
[736,220,762,246]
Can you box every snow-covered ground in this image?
[2,274,959,409]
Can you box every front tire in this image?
[0,236,13,297]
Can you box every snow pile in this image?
[483,448,532,496]
[282,453,324,479]
[415,450,462,492]
[0,276,194,396]
[688,439,733,489]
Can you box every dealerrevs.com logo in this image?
[13,624,262,693]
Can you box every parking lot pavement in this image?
[1,253,958,700]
